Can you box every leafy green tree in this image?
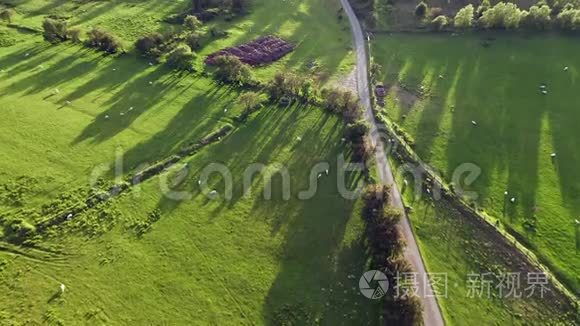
[185,32,202,50]
[415,2,428,17]
[345,120,369,143]
[86,27,122,53]
[68,28,82,43]
[431,15,449,30]
[477,0,491,18]
[370,62,383,83]
[526,4,552,29]
[454,4,475,29]
[183,15,202,31]
[42,18,68,43]
[135,33,165,55]
[300,79,313,100]
[479,2,527,29]
[239,91,261,110]
[167,45,195,71]
[556,7,580,30]
[212,55,253,84]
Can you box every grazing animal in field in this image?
[60,284,66,293]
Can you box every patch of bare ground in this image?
[386,82,421,112]
[334,66,358,93]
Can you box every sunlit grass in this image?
[373,33,580,294]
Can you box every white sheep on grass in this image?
[209,190,218,199]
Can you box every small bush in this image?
[345,120,369,143]
[236,91,263,122]
[42,18,68,43]
[183,15,202,31]
[135,32,165,56]
[86,27,122,53]
[212,55,253,84]
[320,88,361,120]
[166,44,195,71]
[184,32,202,50]
[0,8,15,23]
[4,218,36,244]
[454,4,475,29]
[431,15,449,31]
[415,2,428,17]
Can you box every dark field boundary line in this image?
[34,124,234,232]
[377,114,580,306]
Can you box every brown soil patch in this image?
[335,67,357,93]
[385,83,420,111]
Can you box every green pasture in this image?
[373,33,580,294]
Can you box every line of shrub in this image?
[362,184,423,325]
[42,18,122,54]
[1,124,233,245]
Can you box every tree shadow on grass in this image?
[71,64,189,145]
[260,173,379,325]
[0,46,103,97]
[112,87,238,175]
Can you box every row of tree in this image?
[42,18,122,53]
[416,1,580,31]
[362,185,423,325]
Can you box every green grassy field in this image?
[3,0,354,83]
[0,0,355,208]
[0,1,379,324]
[372,33,580,294]
[0,100,379,324]
[393,160,577,325]
[0,37,244,211]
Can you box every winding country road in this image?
[339,1,445,325]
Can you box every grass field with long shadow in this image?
[373,33,580,295]
[0,102,380,324]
